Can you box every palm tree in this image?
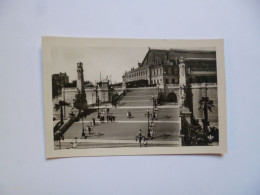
[199,97,215,132]
[54,100,70,126]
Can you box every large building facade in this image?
[122,48,218,126]
[123,48,217,86]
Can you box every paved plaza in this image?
[55,87,181,149]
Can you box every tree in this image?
[54,100,70,126]
[199,97,215,132]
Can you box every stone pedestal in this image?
[122,81,126,90]
[180,107,192,124]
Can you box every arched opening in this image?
[167,93,177,103]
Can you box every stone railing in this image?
[166,84,179,88]
[63,87,77,91]
[54,115,79,141]
[191,83,217,87]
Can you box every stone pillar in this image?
[76,61,85,95]
[74,62,87,112]
[122,81,126,90]
[178,57,186,108]
[179,107,192,146]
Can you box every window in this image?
[165,79,169,84]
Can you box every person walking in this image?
[150,129,154,140]
[155,113,158,120]
[136,129,143,147]
[88,125,91,135]
[92,118,95,126]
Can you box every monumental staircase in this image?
[118,87,158,107]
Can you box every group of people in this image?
[99,113,116,123]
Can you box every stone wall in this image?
[191,83,218,125]
[53,86,125,119]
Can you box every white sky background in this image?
[51,46,149,84]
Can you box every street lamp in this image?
[152,95,155,119]
[81,113,85,137]
[145,109,152,137]
[103,92,105,103]
[91,92,95,107]
[97,95,100,118]
[81,98,85,137]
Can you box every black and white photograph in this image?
[43,37,227,158]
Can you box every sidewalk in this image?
[89,105,179,109]
[61,138,181,145]
[74,120,180,123]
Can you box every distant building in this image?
[52,72,69,97]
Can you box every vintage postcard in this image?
[42,37,227,158]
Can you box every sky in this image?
[51,46,149,84]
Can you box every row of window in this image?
[127,69,148,79]
[151,78,179,85]
[126,67,179,80]
[151,67,179,76]
[190,68,216,72]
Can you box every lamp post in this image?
[81,97,85,137]
[103,92,105,103]
[91,92,94,107]
[81,112,85,137]
[97,95,100,118]
[145,109,152,137]
[61,85,66,118]
[152,95,155,119]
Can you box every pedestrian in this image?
[107,114,109,122]
[138,129,142,137]
[93,118,95,126]
[127,111,129,119]
[110,115,113,122]
[88,125,91,134]
[150,129,154,140]
[112,115,115,122]
[137,129,143,147]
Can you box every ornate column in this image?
[74,62,87,112]
[178,57,186,108]
[76,61,85,95]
